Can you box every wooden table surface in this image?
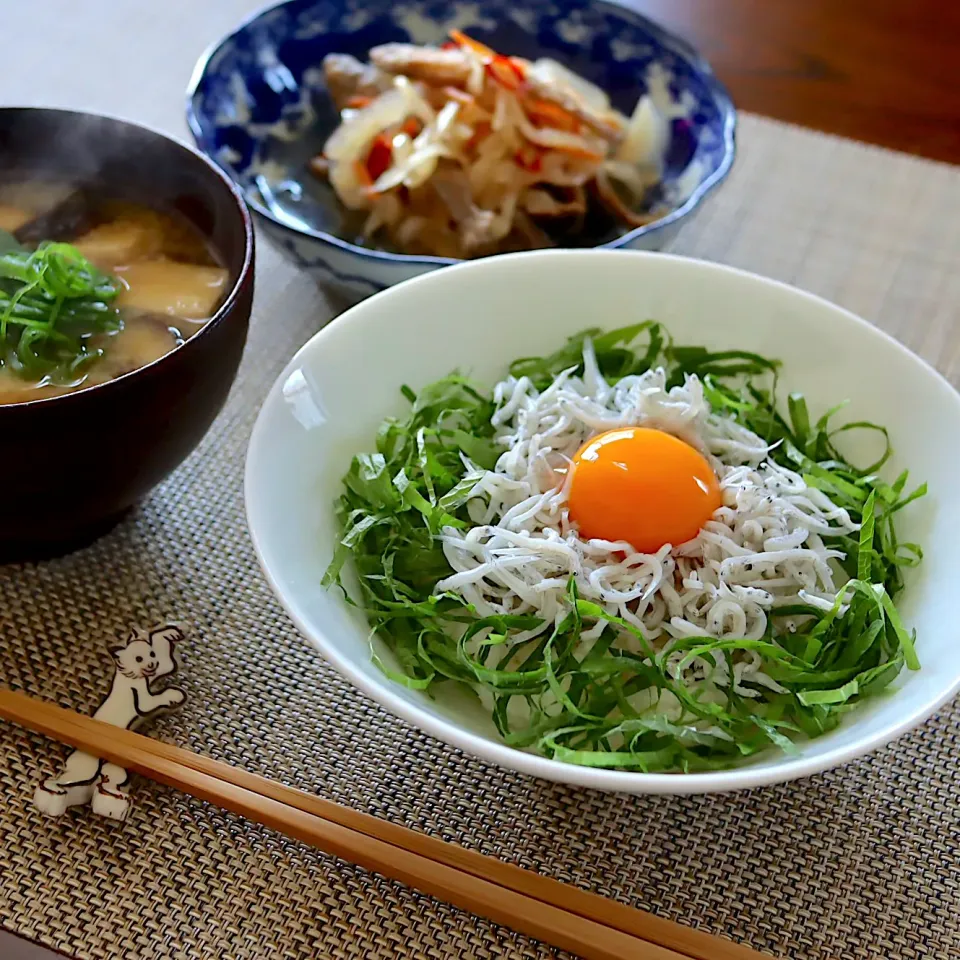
[632,0,960,165]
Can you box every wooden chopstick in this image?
[0,689,767,960]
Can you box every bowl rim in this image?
[245,248,960,795]
[0,105,255,413]
[185,0,737,267]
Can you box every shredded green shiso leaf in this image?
[324,322,925,772]
[0,232,122,382]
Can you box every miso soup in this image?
[0,182,230,405]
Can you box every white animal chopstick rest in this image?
[34,624,186,821]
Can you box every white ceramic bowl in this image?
[246,250,960,794]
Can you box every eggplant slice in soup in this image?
[13,187,98,245]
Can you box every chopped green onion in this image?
[0,239,122,382]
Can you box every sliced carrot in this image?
[524,97,580,133]
[345,94,373,109]
[552,143,604,162]
[449,28,496,61]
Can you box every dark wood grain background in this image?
[631,0,960,164]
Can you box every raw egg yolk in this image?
[568,427,722,553]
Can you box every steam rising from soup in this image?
[0,182,229,405]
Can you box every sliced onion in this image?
[527,59,610,113]
[460,209,497,253]
[461,46,487,97]
[431,167,474,222]
[323,81,434,164]
[512,211,555,249]
[390,132,414,165]
[524,60,626,143]
[329,159,368,209]
[487,188,520,241]
[513,102,606,159]
[402,146,445,189]
[395,215,427,248]
[521,124,604,158]
[369,145,434,193]
[411,213,462,257]
[522,186,586,218]
[435,100,461,135]
[602,159,659,202]
[458,190,517,253]
[492,87,509,132]
[468,135,511,192]
[370,142,457,194]
[451,121,475,142]
[615,94,667,169]
[369,163,410,194]
[537,151,597,187]
[323,51,670,254]
[362,192,403,238]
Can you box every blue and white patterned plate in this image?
[187,0,736,299]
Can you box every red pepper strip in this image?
[344,94,373,109]
[401,117,422,138]
[365,134,393,182]
[486,55,526,91]
[514,143,544,173]
[467,121,492,151]
[353,160,373,188]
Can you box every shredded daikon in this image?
[314,34,681,257]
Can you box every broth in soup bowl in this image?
[0,108,254,560]
[0,185,232,405]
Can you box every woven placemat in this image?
[2,3,960,959]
